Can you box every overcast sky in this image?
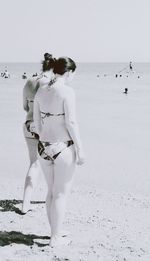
[0,0,150,62]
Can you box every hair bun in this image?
[44,53,52,61]
[53,57,76,75]
[42,54,56,72]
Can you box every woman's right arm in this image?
[64,89,85,165]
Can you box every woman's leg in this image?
[22,126,40,212]
[38,155,54,230]
[50,145,76,242]
[25,137,38,165]
[22,158,41,213]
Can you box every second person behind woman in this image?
[22,53,55,213]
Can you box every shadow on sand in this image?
[0,231,50,247]
[0,199,45,215]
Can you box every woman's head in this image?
[53,57,76,76]
[42,53,55,72]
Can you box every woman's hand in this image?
[30,122,39,139]
[76,148,85,165]
[30,122,36,133]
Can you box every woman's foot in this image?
[49,235,72,247]
[50,230,70,237]
[21,204,31,215]
[21,209,32,215]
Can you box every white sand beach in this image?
[0,63,150,261]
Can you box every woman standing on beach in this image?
[34,57,85,247]
[22,53,55,213]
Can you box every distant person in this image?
[22,72,27,79]
[3,69,10,78]
[123,88,128,94]
[32,73,38,77]
[22,53,55,214]
[129,62,133,70]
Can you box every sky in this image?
[0,0,150,62]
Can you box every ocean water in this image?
[1,62,150,93]
[0,62,150,79]
[0,62,150,196]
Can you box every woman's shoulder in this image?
[62,85,75,97]
[38,76,50,87]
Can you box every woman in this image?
[22,53,55,213]
[34,57,85,247]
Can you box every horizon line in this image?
[0,61,150,64]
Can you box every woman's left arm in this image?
[23,83,29,111]
[33,93,42,135]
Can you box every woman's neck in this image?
[55,76,65,85]
[47,75,65,90]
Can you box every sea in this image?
[0,62,150,195]
[0,62,150,78]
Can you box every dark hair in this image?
[44,53,52,60]
[42,53,55,72]
[53,57,76,75]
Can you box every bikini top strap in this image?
[40,111,65,119]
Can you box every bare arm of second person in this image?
[33,92,42,135]
[23,81,29,112]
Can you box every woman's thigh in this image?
[25,138,38,163]
[53,145,76,194]
[38,155,53,189]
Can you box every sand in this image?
[0,63,150,260]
